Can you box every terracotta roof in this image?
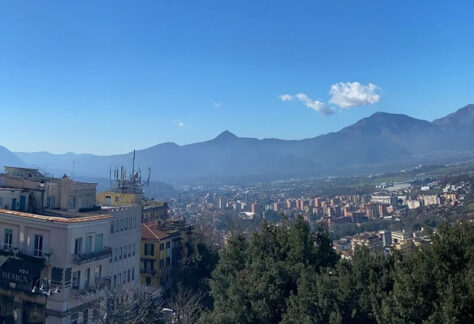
[141,222,176,240]
[0,209,112,223]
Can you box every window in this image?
[159,259,164,269]
[85,268,90,289]
[144,259,154,272]
[69,196,76,210]
[159,243,164,251]
[115,220,119,233]
[127,269,130,282]
[124,218,128,230]
[83,309,89,324]
[113,275,117,287]
[74,238,82,255]
[132,268,135,281]
[72,270,81,290]
[128,244,131,257]
[114,248,118,262]
[144,243,154,256]
[34,234,43,257]
[110,221,114,234]
[95,265,102,282]
[166,241,171,249]
[120,219,123,231]
[4,229,13,250]
[166,257,170,266]
[119,247,123,260]
[124,246,127,259]
[114,196,119,203]
[123,271,126,284]
[146,276,151,286]
[132,243,136,256]
[85,235,93,253]
[133,217,136,228]
[95,234,103,251]
[118,273,121,285]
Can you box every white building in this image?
[370,194,393,205]
[104,206,141,288]
[0,208,112,323]
[392,230,413,243]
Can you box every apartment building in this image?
[141,200,169,223]
[0,166,146,323]
[104,205,141,288]
[351,233,384,253]
[0,167,96,213]
[392,230,413,243]
[0,209,112,324]
[141,222,177,289]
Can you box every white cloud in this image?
[172,120,185,128]
[278,94,293,102]
[329,82,380,108]
[295,93,334,115]
[213,102,223,109]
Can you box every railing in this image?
[140,268,156,275]
[73,247,112,265]
[0,247,14,257]
[16,250,47,264]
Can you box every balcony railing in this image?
[73,247,112,265]
[0,247,14,257]
[140,268,156,275]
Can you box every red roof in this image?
[141,222,174,240]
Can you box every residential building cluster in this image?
[0,166,187,324]
[333,228,432,259]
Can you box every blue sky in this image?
[1,0,473,155]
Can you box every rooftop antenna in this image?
[132,149,136,176]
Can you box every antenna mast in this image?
[132,149,136,176]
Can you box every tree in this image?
[167,284,205,324]
[203,217,339,324]
[81,285,163,324]
[171,230,219,309]
[381,223,474,323]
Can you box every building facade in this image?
[0,209,112,324]
[140,222,180,290]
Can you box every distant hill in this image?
[0,146,26,171]
[11,104,474,183]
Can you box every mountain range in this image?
[2,104,474,184]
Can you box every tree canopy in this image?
[201,219,474,324]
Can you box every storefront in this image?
[0,256,46,324]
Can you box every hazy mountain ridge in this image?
[7,105,474,182]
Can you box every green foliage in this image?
[201,221,474,324]
[171,231,219,310]
[263,210,282,223]
[381,223,474,323]
[203,217,339,324]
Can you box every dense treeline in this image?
[199,218,474,324]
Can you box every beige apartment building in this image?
[0,209,112,323]
[0,166,144,323]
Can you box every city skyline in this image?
[1,1,473,154]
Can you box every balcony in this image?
[73,247,112,265]
[0,246,14,257]
[140,268,156,276]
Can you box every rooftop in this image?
[141,222,179,240]
[0,209,112,223]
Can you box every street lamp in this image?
[31,278,61,324]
